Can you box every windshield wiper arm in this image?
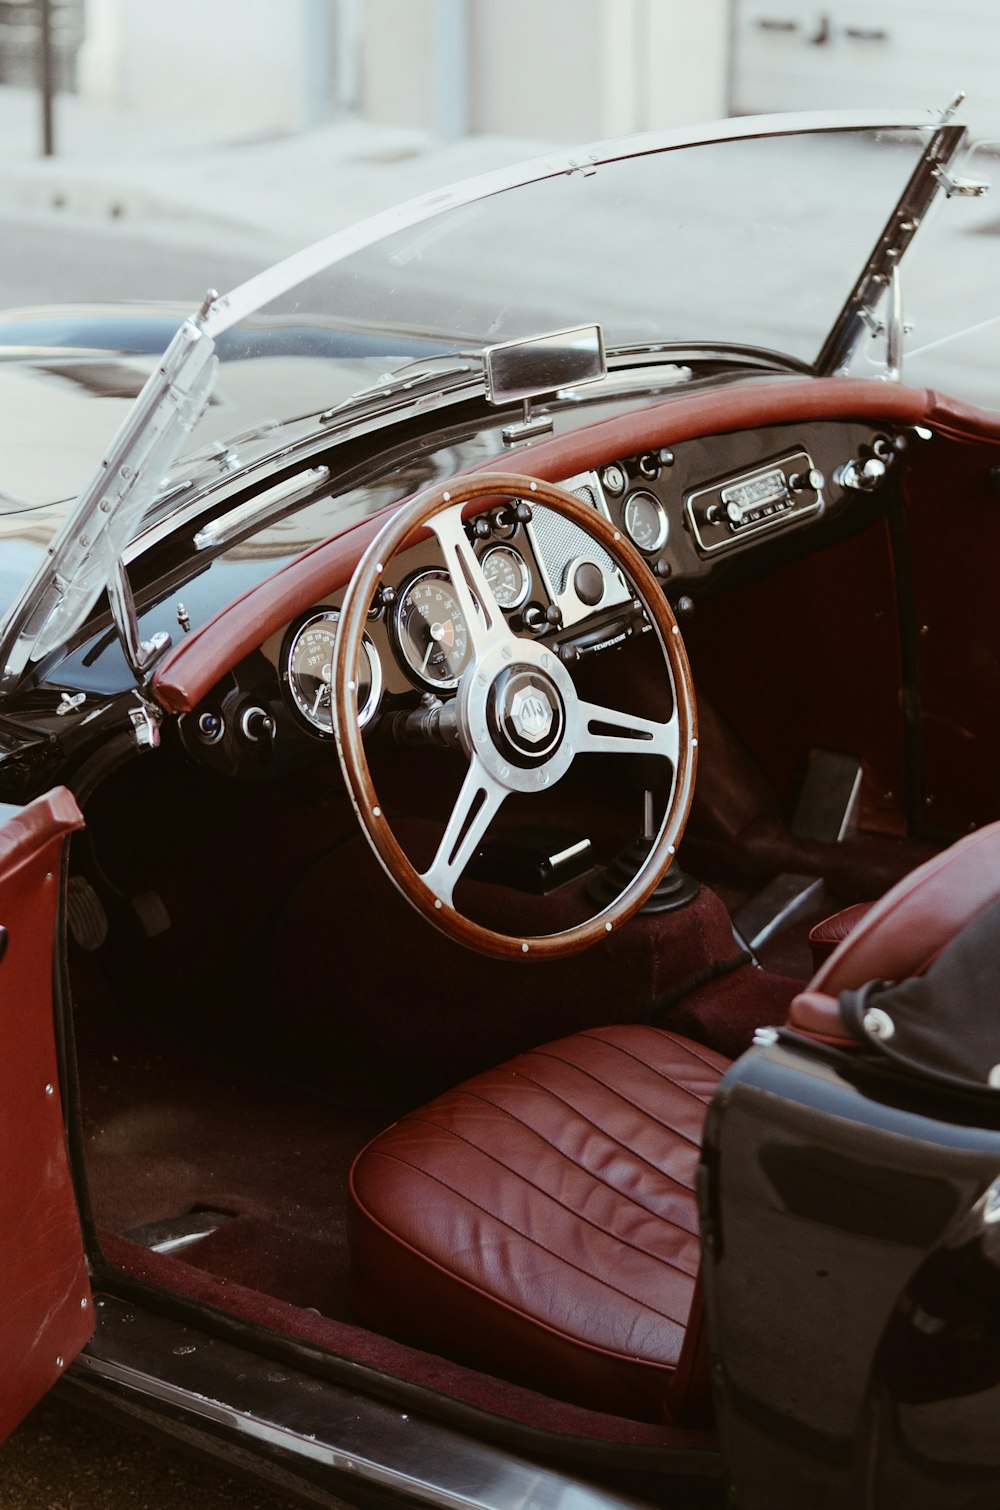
[318,352,481,424]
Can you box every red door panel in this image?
[0,787,91,1442]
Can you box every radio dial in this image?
[790,468,825,493]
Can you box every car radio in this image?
[685,449,824,554]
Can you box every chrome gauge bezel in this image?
[283,608,382,735]
[623,489,669,553]
[391,568,472,692]
[481,544,531,611]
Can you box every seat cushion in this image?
[791,820,1000,1043]
[808,900,874,970]
[348,1024,730,1422]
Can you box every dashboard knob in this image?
[197,711,224,744]
[240,706,275,743]
[836,457,887,492]
[520,603,548,634]
[790,467,825,493]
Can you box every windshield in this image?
[0,111,960,686]
[200,118,940,402]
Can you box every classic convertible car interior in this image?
[49,371,998,1469]
[7,114,1000,1503]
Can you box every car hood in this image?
[0,108,975,693]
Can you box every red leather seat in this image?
[348,822,1000,1422]
[348,1025,727,1423]
[807,900,873,970]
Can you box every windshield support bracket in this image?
[815,120,969,377]
[107,558,171,683]
[933,164,990,198]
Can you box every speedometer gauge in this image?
[284,610,381,734]
[482,544,530,610]
[393,570,471,690]
[623,490,669,553]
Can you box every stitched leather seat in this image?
[348,1025,729,1422]
[349,822,1000,1423]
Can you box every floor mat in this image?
[80,1032,384,1323]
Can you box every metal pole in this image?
[39,0,55,157]
[431,0,469,142]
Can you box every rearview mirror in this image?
[484,324,606,407]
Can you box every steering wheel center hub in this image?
[460,639,579,793]
[489,666,565,767]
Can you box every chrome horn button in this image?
[489,667,565,767]
[459,639,579,793]
[510,685,553,745]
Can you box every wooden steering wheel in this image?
[332,472,697,960]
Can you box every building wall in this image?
[77,0,730,139]
[78,0,332,130]
[732,0,1000,140]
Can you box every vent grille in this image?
[524,472,631,628]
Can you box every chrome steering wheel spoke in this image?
[429,508,519,662]
[419,754,508,910]
[573,698,680,763]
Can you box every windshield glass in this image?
[197,121,939,426]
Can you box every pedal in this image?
[131,890,171,938]
[734,873,827,952]
[792,749,862,843]
[66,875,109,951]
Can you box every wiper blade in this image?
[607,340,812,375]
[319,350,480,424]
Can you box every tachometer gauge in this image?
[623,490,669,553]
[482,544,530,611]
[393,570,471,690]
[284,610,381,734]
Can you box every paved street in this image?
[1,1396,310,1510]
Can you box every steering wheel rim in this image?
[332,471,697,960]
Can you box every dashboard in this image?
[175,414,905,776]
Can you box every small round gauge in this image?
[623,490,669,553]
[482,544,530,611]
[393,570,471,690]
[285,610,381,734]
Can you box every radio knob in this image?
[790,467,825,493]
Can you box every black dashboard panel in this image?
[175,416,905,779]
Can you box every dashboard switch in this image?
[240,707,276,743]
[601,464,626,496]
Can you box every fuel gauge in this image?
[623,490,669,553]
